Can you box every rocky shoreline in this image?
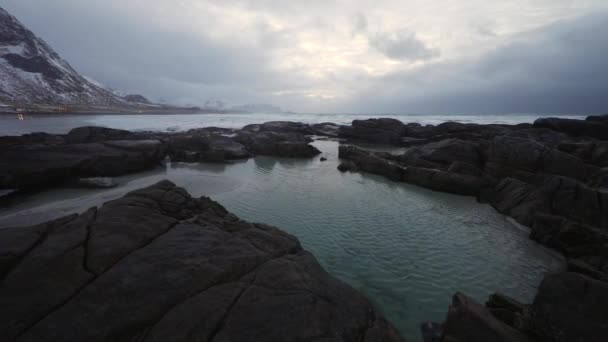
[1,115,607,341]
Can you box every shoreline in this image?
[1,115,607,341]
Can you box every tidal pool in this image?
[0,140,563,341]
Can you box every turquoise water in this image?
[0,140,563,340]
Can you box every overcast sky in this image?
[2,0,607,114]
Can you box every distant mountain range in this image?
[0,6,157,110]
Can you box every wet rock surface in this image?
[0,181,404,342]
[0,122,321,193]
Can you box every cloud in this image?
[345,10,608,114]
[368,30,439,61]
[1,0,607,113]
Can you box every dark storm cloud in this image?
[348,11,608,114]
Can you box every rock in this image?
[167,134,250,163]
[440,293,533,342]
[405,167,488,196]
[534,117,608,140]
[567,259,604,280]
[0,132,65,148]
[339,145,488,195]
[65,126,135,144]
[320,157,327,161]
[485,135,593,181]
[311,122,342,137]
[400,137,429,147]
[337,161,359,172]
[236,131,320,158]
[401,139,482,168]
[340,118,407,144]
[0,140,166,189]
[531,272,608,342]
[486,293,525,314]
[0,189,18,205]
[70,177,118,189]
[339,146,404,181]
[243,121,314,135]
[0,181,404,342]
[586,114,608,124]
[420,321,442,342]
[448,161,482,177]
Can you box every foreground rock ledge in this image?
[0,180,403,342]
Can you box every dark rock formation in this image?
[440,293,533,342]
[0,122,323,193]
[0,139,166,189]
[339,146,488,196]
[65,126,135,144]
[0,181,404,342]
[435,270,608,342]
[534,117,608,140]
[167,134,251,163]
[531,272,608,342]
[339,118,407,144]
[236,128,320,158]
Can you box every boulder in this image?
[65,126,135,143]
[236,131,320,158]
[531,272,608,342]
[339,146,487,195]
[534,117,608,140]
[0,181,404,342]
[440,293,533,342]
[486,136,592,181]
[401,139,482,168]
[586,114,608,124]
[311,122,343,137]
[0,140,166,189]
[340,118,407,144]
[448,161,482,177]
[339,146,404,181]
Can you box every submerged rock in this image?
[0,181,404,342]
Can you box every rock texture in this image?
[0,122,321,192]
[440,293,533,342]
[0,181,403,342]
[0,139,166,189]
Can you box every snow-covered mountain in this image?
[0,6,133,107]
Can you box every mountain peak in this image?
[0,6,130,107]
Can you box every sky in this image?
[1,0,608,114]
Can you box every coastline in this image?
[1,115,607,341]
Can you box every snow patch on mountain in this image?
[0,6,133,107]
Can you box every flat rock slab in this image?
[0,180,403,342]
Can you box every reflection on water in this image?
[0,140,563,341]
